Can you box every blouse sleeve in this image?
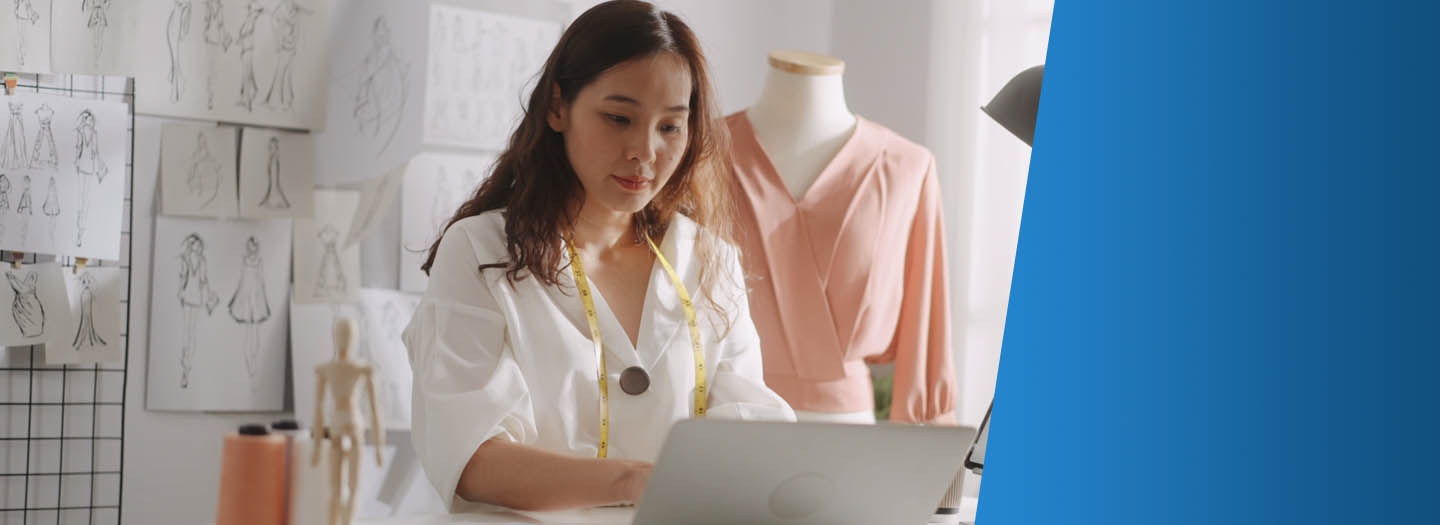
[704,244,797,422]
[868,156,958,424]
[402,224,536,509]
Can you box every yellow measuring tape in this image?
[565,233,707,458]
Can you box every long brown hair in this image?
[421,1,739,323]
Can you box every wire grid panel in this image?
[0,74,134,525]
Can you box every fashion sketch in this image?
[314,224,346,299]
[258,136,289,209]
[186,131,223,207]
[166,0,192,103]
[6,270,43,338]
[29,104,56,169]
[202,0,233,110]
[352,17,409,154]
[41,176,57,244]
[72,271,106,351]
[178,233,218,388]
[228,236,270,384]
[12,0,40,67]
[82,0,111,64]
[15,175,31,246]
[74,109,105,247]
[2,102,29,169]
[235,0,264,112]
[263,0,310,111]
[0,174,10,241]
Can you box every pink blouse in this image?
[726,112,957,424]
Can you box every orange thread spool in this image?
[216,424,288,525]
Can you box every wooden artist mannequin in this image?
[312,317,384,525]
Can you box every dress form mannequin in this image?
[745,50,858,200]
[746,51,873,424]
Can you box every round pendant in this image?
[619,366,650,396]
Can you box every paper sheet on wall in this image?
[0,0,52,73]
[423,4,560,150]
[0,92,128,260]
[313,0,425,186]
[44,266,125,365]
[399,152,493,293]
[290,288,416,432]
[134,0,331,130]
[342,159,405,249]
[49,0,140,75]
[239,127,315,218]
[160,122,239,218]
[0,263,74,347]
[146,216,292,412]
[293,189,360,304]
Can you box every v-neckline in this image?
[564,229,685,368]
[737,110,865,208]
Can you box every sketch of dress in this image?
[6,270,42,338]
[0,174,10,241]
[235,1,264,112]
[1,102,29,169]
[202,0,232,110]
[167,0,193,103]
[263,0,309,111]
[186,132,222,208]
[314,225,346,298]
[12,0,40,66]
[16,176,31,246]
[29,104,55,169]
[353,17,409,154]
[74,110,105,247]
[41,176,58,244]
[178,233,218,388]
[83,0,111,64]
[258,136,289,209]
[228,236,269,383]
[72,272,106,351]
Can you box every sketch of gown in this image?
[83,0,111,64]
[228,236,269,383]
[353,17,409,154]
[73,272,106,350]
[12,0,40,67]
[6,271,43,338]
[202,0,232,110]
[314,225,346,298]
[0,174,10,241]
[74,110,105,247]
[258,136,289,209]
[186,132,222,207]
[264,0,309,110]
[1,102,29,169]
[167,0,192,103]
[41,176,58,244]
[178,233,218,388]
[235,1,264,112]
[29,104,56,169]
[16,176,31,246]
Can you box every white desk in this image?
[358,496,979,524]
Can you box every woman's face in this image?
[549,52,692,217]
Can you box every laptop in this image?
[633,420,974,525]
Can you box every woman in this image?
[178,233,217,388]
[403,0,793,513]
[227,236,270,385]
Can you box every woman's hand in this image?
[612,460,653,504]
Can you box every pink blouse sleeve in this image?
[871,157,958,424]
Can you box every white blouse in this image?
[403,210,795,509]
